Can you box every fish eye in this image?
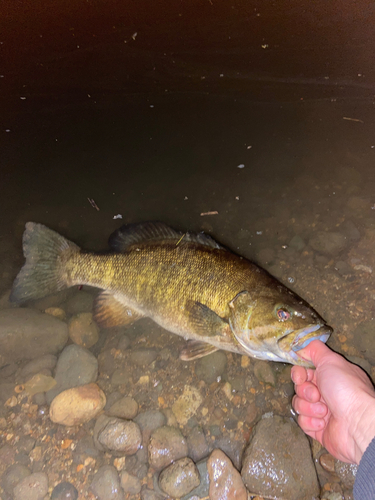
[276,308,290,321]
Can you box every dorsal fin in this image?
[108,221,223,252]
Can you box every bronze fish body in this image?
[10,221,332,366]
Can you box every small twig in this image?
[87,198,100,211]
[343,117,364,123]
[200,211,219,216]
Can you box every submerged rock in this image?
[172,385,203,425]
[0,308,68,368]
[195,351,227,384]
[94,415,142,455]
[68,312,99,348]
[159,457,200,497]
[148,425,188,470]
[13,472,49,500]
[241,414,319,500]
[90,465,124,500]
[309,231,349,256]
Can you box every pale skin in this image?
[291,340,375,465]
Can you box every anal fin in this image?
[180,340,218,361]
[94,291,143,328]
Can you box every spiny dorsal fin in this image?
[109,221,223,252]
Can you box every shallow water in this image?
[1,1,375,498]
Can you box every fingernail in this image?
[305,387,314,400]
[315,404,326,416]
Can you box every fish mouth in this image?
[278,323,332,365]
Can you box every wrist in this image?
[351,393,375,465]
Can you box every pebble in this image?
[13,472,48,500]
[90,465,124,500]
[129,348,158,366]
[241,414,319,499]
[0,308,68,368]
[187,426,209,463]
[148,425,188,470]
[68,312,99,348]
[1,464,31,495]
[335,460,358,489]
[320,453,336,473]
[208,449,247,500]
[172,385,203,425]
[49,383,106,426]
[159,457,200,497]
[289,235,306,251]
[51,481,78,500]
[46,344,98,404]
[23,373,57,397]
[17,354,57,383]
[120,470,142,495]
[181,459,209,500]
[45,307,67,321]
[194,351,227,384]
[140,486,166,500]
[94,415,142,454]
[134,410,167,444]
[65,290,94,315]
[108,396,139,419]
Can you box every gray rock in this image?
[94,415,142,455]
[51,481,78,500]
[181,459,209,500]
[13,472,48,500]
[353,320,375,365]
[0,308,68,368]
[253,360,276,386]
[90,465,124,500]
[340,220,361,242]
[134,410,167,445]
[140,486,166,500]
[241,414,319,500]
[309,231,349,256]
[148,425,188,470]
[65,290,94,315]
[1,464,31,495]
[187,426,208,463]
[46,344,98,404]
[195,351,227,384]
[129,348,158,366]
[120,471,142,495]
[335,460,357,489]
[17,354,57,383]
[289,235,306,251]
[159,457,200,497]
[108,396,139,419]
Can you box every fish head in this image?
[228,288,332,367]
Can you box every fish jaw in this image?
[277,323,333,366]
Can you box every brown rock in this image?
[159,457,200,497]
[319,453,335,473]
[49,383,106,426]
[208,449,247,500]
[148,426,188,470]
[68,312,99,348]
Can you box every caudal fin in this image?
[10,222,80,303]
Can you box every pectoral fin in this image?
[180,340,218,360]
[94,291,144,328]
[187,301,229,337]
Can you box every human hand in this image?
[291,340,375,464]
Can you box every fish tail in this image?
[10,222,80,303]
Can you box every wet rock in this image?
[134,410,167,444]
[334,260,352,276]
[45,307,67,321]
[16,436,36,455]
[289,235,306,251]
[309,231,349,256]
[130,347,158,366]
[335,460,357,489]
[340,220,361,242]
[108,396,139,419]
[68,312,99,348]
[23,373,57,397]
[50,383,106,426]
[94,415,142,455]
[111,367,133,386]
[159,457,200,497]
[51,481,78,500]
[256,247,276,265]
[208,449,247,500]
[17,354,57,383]
[347,196,370,213]
[195,351,227,384]
[13,472,48,500]
[65,290,94,315]
[90,465,124,500]
[148,425,188,470]
[172,385,203,425]
[353,320,375,364]
[140,486,166,500]
[347,356,372,375]
[241,414,319,499]
[253,360,276,386]
[319,453,335,473]
[1,464,31,495]
[0,308,68,368]
[120,470,142,495]
[117,334,130,351]
[181,459,209,500]
[0,444,16,466]
[46,344,98,404]
[187,426,208,463]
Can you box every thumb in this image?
[297,339,333,368]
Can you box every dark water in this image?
[1,0,375,498]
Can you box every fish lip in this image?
[277,323,332,358]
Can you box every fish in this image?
[10,221,332,367]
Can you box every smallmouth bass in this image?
[10,221,332,366]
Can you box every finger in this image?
[297,340,334,367]
[294,381,321,403]
[297,413,326,433]
[291,366,307,385]
[292,395,328,418]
